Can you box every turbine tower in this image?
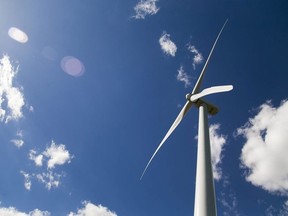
[141,19,232,216]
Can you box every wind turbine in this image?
[141,19,232,216]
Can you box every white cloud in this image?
[29,140,72,168]
[0,202,116,216]
[68,201,117,216]
[21,170,63,190]
[23,140,72,190]
[29,105,34,112]
[20,171,32,190]
[44,140,72,169]
[187,45,203,70]
[0,206,50,216]
[0,55,25,123]
[10,130,24,148]
[238,100,288,194]
[159,32,177,57]
[10,139,24,148]
[36,171,61,190]
[209,124,226,180]
[29,150,43,167]
[176,66,191,88]
[133,0,159,19]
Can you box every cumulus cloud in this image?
[68,201,117,216]
[238,100,288,194]
[177,66,191,88]
[209,124,226,180]
[159,32,177,57]
[133,0,159,19]
[23,140,72,190]
[44,140,72,169]
[28,141,72,169]
[29,150,44,167]
[187,45,204,70]
[0,207,50,216]
[0,55,25,123]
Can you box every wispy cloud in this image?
[177,66,191,88]
[219,193,240,216]
[217,175,241,216]
[159,32,177,57]
[133,0,159,19]
[10,139,24,148]
[209,124,226,180]
[10,130,24,148]
[0,55,25,123]
[68,201,117,216]
[0,206,50,216]
[187,45,204,70]
[238,100,288,194]
[265,200,288,216]
[36,171,62,190]
[20,171,32,190]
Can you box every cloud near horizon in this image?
[68,201,117,216]
[0,201,117,216]
[238,100,288,194]
[133,0,159,19]
[0,207,50,216]
[159,32,177,57]
[0,55,25,123]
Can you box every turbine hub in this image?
[186,93,192,100]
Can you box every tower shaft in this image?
[194,104,217,216]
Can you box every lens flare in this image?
[8,27,28,43]
[60,56,85,77]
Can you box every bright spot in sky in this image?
[60,56,85,77]
[8,27,28,43]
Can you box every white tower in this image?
[141,19,231,216]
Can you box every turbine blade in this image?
[140,101,192,180]
[190,85,233,102]
[192,19,229,94]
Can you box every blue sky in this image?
[0,0,287,215]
